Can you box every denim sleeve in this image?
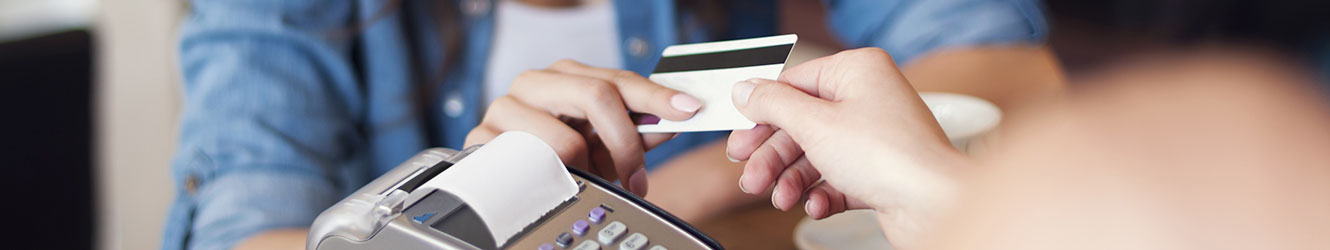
[825,0,1048,65]
[164,0,364,249]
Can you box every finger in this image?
[585,134,616,180]
[564,119,607,173]
[739,129,803,194]
[552,82,673,151]
[463,126,499,148]
[727,124,775,161]
[805,182,874,219]
[778,47,904,102]
[476,96,591,167]
[547,59,702,121]
[775,53,836,96]
[771,156,822,211]
[583,134,648,196]
[642,133,677,151]
[732,78,832,135]
[508,70,649,195]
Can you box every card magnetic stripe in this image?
[651,44,795,74]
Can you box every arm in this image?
[235,229,309,250]
[903,47,1065,109]
[931,52,1330,250]
[645,0,1064,222]
[728,48,969,250]
[166,0,361,249]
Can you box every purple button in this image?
[589,207,607,223]
[572,219,590,235]
[538,243,554,250]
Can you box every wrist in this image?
[863,144,969,250]
[864,141,969,217]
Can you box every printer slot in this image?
[396,160,454,193]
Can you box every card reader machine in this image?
[307,147,723,250]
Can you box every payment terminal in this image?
[306,146,723,250]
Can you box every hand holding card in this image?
[637,34,798,133]
[468,59,703,196]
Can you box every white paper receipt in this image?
[636,34,798,133]
[415,131,579,245]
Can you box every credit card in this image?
[636,34,798,133]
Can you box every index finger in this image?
[548,59,702,122]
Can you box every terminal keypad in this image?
[534,204,669,250]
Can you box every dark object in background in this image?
[1044,0,1330,72]
[0,30,96,250]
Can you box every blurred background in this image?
[3,0,180,249]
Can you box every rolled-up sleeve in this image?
[826,0,1049,65]
[163,0,363,249]
[183,170,342,250]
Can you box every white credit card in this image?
[636,34,798,133]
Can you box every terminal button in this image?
[619,233,649,250]
[572,240,601,250]
[572,219,590,235]
[597,221,627,245]
[537,243,554,250]
[588,207,607,223]
[555,232,574,247]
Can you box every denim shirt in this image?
[164,0,1047,249]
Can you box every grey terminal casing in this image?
[307,147,722,250]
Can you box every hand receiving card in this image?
[636,34,798,133]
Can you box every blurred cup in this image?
[919,92,1002,153]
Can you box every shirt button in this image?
[443,91,465,118]
[462,0,490,17]
[183,175,200,195]
[626,37,649,58]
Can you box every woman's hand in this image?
[726,48,971,249]
[467,59,703,196]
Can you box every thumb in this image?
[732,78,831,133]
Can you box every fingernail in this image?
[738,174,751,194]
[670,93,702,113]
[726,149,741,162]
[771,186,782,210]
[805,199,814,213]
[629,169,648,196]
[732,80,756,107]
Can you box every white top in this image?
[483,0,623,108]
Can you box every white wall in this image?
[95,0,184,249]
[0,0,96,42]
